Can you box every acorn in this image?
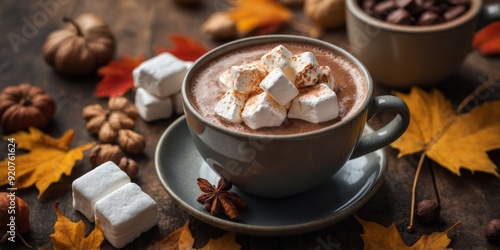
[417,199,441,224]
[485,219,500,244]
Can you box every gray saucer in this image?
[155,116,387,236]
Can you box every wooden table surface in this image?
[1,0,499,249]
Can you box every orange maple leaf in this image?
[148,220,240,250]
[473,21,500,56]
[155,34,209,62]
[51,202,104,250]
[355,215,459,250]
[227,0,292,35]
[94,54,145,98]
[0,128,94,198]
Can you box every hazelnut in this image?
[417,199,440,224]
[202,12,237,40]
[89,144,124,167]
[485,219,500,244]
[118,157,139,178]
[0,192,30,236]
[117,129,145,155]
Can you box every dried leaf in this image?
[390,87,500,176]
[155,34,209,62]
[355,215,458,250]
[149,221,241,250]
[0,128,95,198]
[227,0,292,35]
[200,232,240,250]
[148,221,194,250]
[94,54,145,98]
[50,202,104,250]
[473,21,500,55]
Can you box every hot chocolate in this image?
[188,42,368,135]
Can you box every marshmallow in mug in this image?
[214,45,339,129]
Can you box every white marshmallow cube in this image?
[242,92,287,129]
[259,68,299,106]
[318,66,337,91]
[247,60,268,75]
[135,87,173,122]
[260,45,292,72]
[132,52,187,97]
[72,161,130,222]
[286,52,321,88]
[94,183,158,249]
[214,90,247,123]
[172,91,184,115]
[288,83,339,123]
[229,63,266,93]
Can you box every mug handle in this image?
[350,95,410,159]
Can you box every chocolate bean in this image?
[363,0,377,11]
[359,0,470,26]
[415,0,435,8]
[373,0,398,18]
[386,8,414,25]
[444,0,469,5]
[417,11,446,25]
[395,0,414,9]
[444,5,467,20]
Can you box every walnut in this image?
[82,97,138,143]
[118,157,139,178]
[117,129,145,155]
[89,144,124,167]
[202,12,237,40]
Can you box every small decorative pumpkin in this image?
[0,84,56,133]
[43,13,116,76]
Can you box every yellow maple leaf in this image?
[227,0,292,35]
[0,128,95,198]
[148,220,240,250]
[200,231,240,250]
[391,87,500,176]
[355,215,457,250]
[50,202,104,250]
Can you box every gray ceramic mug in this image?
[182,35,410,198]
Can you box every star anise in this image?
[196,177,248,221]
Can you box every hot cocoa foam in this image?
[188,42,368,135]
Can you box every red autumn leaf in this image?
[155,34,209,62]
[473,21,500,56]
[94,54,145,98]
